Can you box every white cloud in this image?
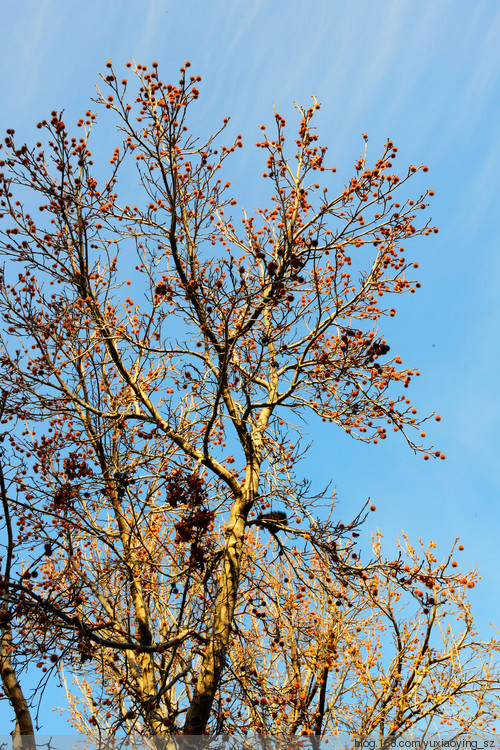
[455,7,500,134]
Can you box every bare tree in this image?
[0,59,475,739]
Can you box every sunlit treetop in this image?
[0,60,447,736]
[0,60,442,498]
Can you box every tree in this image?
[58,521,500,741]
[0,390,36,748]
[225,531,499,739]
[0,59,493,739]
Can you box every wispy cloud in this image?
[454,133,500,234]
[137,0,171,53]
[6,0,55,107]
[451,6,500,139]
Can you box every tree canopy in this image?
[0,60,497,743]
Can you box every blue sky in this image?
[1,0,499,734]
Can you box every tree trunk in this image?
[183,495,248,733]
[1,620,36,748]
